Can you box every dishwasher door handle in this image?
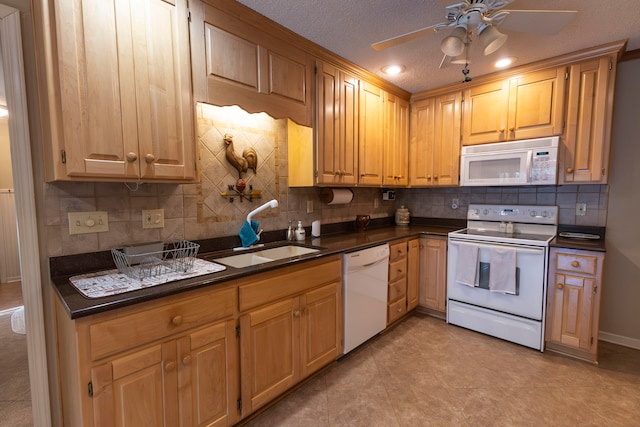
[361,258,389,268]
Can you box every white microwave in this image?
[460,136,559,186]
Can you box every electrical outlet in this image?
[452,198,459,209]
[306,199,313,214]
[576,203,587,216]
[142,209,165,229]
[68,211,109,235]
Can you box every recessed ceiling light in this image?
[495,57,517,68]
[381,64,405,75]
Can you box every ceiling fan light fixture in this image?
[440,25,467,57]
[479,25,507,55]
[450,43,470,64]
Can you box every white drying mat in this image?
[69,258,226,299]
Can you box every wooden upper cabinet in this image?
[316,61,359,186]
[383,92,409,187]
[409,92,461,187]
[462,67,565,145]
[35,0,196,182]
[197,2,313,127]
[561,56,616,184]
[359,81,385,186]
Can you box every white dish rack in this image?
[111,240,200,280]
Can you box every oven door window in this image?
[478,262,520,295]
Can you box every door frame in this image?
[0,4,52,426]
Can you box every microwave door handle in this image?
[526,151,533,182]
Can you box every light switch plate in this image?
[142,209,165,229]
[68,211,109,235]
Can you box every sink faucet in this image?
[243,199,278,244]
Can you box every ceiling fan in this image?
[371,0,577,70]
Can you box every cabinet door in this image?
[409,98,436,186]
[132,0,196,180]
[300,281,342,377]
[178,320,239,427]
[383,92,409,186]
[562,57,614,184]
[546,273,596,351]
[316,62,358,185]
[359,81,384,185]
[240,298,299,416]
[419,237,447,313]
[433,92,461,186]
[90,344,177,427]
[53,0,140,179]
[406,239,420,311]
[462,80,510,145]
[508,67,565,141]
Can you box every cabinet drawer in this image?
[389,258,407,282]
[388,297,407,324]
[89,286,236,361]
[389,241,407,261]
[388,278,406,302]
[554,252,598,275]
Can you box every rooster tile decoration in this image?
[220,133,262,202]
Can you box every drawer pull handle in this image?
[556,283,564,290]
[165,361,176,372]
[182,355,192,366]
[171,315,183,326]
[571,261,580,267]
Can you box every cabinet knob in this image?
[397,307,403,313]
[427,175,431,179]
[293,310,301,317]
[171,315,183,326]
[165,361,176,372]
[126,152,138,162]
[571,260,580,267]
[509,127,515,132]
[145,154,155,164]
[500,129,505,134]
[433,176,439,180]
[182,355,192,366]
[566,167,574,174]
[556,283,564,290]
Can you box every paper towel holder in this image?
[319,188,354,205]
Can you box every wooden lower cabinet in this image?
[418,236,447,316]
[545,247,605,363]
[238,256,342,418]
[407,239,420,311]
[387,238,420,324]
[55,285,239,426]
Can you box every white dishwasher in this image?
[342,243,390,354]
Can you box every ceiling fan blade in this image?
[371,22,448,51]
[499,10,578,35]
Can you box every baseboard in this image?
[599,331,640,350]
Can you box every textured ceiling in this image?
[236,0,640,93]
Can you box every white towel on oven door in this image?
[489,247,516,294]
[455,243,479,287]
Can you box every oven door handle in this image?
[449,241,545,255]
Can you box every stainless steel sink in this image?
[213,245,320,268]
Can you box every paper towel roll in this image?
[311,220,321,237]
[320,188,354,205]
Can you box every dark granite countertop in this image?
[52,222,461,319]
[550,225,606,252]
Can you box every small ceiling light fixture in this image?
[478,24,507,55]
[381,64,406,75]
[440,25,468,57]
[495,57,517,68]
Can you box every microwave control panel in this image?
[530,147,558,184]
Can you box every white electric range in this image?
[446,204,558,351]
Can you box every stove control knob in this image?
[542,211,548,218]
[483,209,489,215]
[530,211,537,217]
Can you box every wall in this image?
[44,104,396,257]
[600,57,640,346]
[0,117,12,188]
[397,184,608,226]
